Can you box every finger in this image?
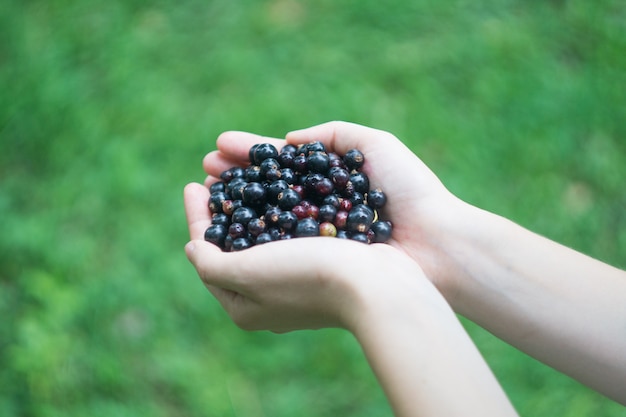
[216,131,286,163]
[184,183,211,241]
[285,121,399,156]
[203,150,244,178]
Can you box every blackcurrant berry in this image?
[209,181,226,194]
[306,151,330,173]
[204,224,228,248]
[343,149,365,170]
[231,237,253,251]
[231,206,256,226]
[242,182,266,205]
[369,220,393,243]
[350,172,370,194]
[295,217,319,237]
[277,188,302,210]
[367,188,387,209]
[278,210,298,232]
[347,204,375,233]
[253,143,279,165]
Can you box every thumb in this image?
[185,240,242,292]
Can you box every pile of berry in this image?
[204,141,393,251]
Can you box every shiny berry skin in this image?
[209,181,226,194]
[231,237,253,251]
[334,210,349,229]
[255,233,272,245]
[264,206,282,226]
[253,143,279,165]
[292,154,308,174]
[328,167,350,189]
[369,220,393,243]
[280,168,296,184]
[259,158,280,177]
[343,149,365,170]
[242,182,266,205]
[209,192,228,214]
[277,188,301,210]
[367,188,387,209]
[291,204,307,219]
[267,180,289,204]
[204,224,228,247]
[228,222,247,239]
[278,210,298,232]
[247,218,267,237]
[350,172,370,194]
[227,178,247,200]
[347,204,375,233]
[302,141,326,155]
[350,232,370,244]
[314,177,334,197]
[322,194,341,208]
[318,204,337,223]
[245,165,262,182]
[231,206,256,226]
[211,213,230,227]
[295,217,319,237]
[306,151,330,173]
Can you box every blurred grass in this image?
[1,0,625,416]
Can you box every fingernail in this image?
[185,241,195,254]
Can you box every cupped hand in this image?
[184,181,430,333]
[201,121,468,296]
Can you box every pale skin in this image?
[184,121,626,414]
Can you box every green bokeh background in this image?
[1,1,625,416]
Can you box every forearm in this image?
[439,203,626,403]
[348,278,518,417]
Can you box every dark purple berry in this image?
[293,154,307,173]
[245,165,262,182]
[319,204,337,223]
[231,206,256,225]
[350,172,370,194]
[343,149,365,170]
[211,213,230,227]
[277,152,295,169]
[328,166,350,189]
[204,224,228,247]
[209,181,226,194]
[306,151,330,173]
[264,206,282,226]
[278,210,298,232]
[267,180,289,204]
[314,177,334,197]
[280,168,296,184]
[253,143,279,165]
[242,182,266,205]
[295,217,319,237]
[347,204,375,233]
[255,233,272,245]
[334,210,349,229]
[231,237,253,251]
[367,188,387,209]
[350,232,370,244]
[247,218,267,237]
[277,188,302,210]
[259,158,280,177]
[228,222,247,239]
[227,178,247,200]
[209,192,228,214]
[369,221,393,243]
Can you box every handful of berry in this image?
[204,141,393,251]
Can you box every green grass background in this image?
[1,0,625,416]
